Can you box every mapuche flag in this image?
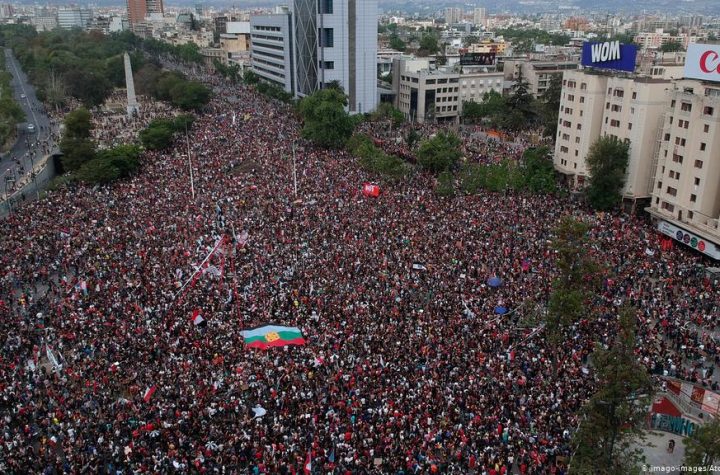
[240,325,306,349]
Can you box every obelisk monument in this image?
[124,52,140,117]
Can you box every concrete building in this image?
[503,59,578,97]
[0,4,14,19]
[127,0,163,26]
[634,31,698,52]
[306,0,378,113]
[473,7,486,27]
[57,8,92,29]
[444,8,463,25]
[250,13,294,94]
[251,0,378,113]
[646,79,720,258]
[32,10,58,31]
[553,69,670,200]
[393,58,503,123]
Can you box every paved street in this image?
[2,48,55,198]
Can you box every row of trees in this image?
[0,26,210,110]
[463,73,561,136]
[59,108,141,184]
[134,64,211,111]
[59,107,194,184]
[0,53,25,149]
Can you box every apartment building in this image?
[503,59,579,97]
[57,7,93,29]
[646,79,720,258]
[554,69,670,200]
[393,58,503,123]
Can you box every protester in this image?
[0,74,717,475]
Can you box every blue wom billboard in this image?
[581,41,637,73]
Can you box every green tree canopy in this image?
[418,33,440,55]
[298,88,354,149]
[660,40,684,52]
[417,132,461,174]
[684,416,720,468]
[571,307,654,474]
[585,136,630,210]
[389,35,406,51]
[63,108,93,139]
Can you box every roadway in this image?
[2,47,55,199]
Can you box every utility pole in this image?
[185,123,195,200]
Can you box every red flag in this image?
[143,385,157,403]
[362,183,380,198]
[304,450,312,474]
[191,309,206,327]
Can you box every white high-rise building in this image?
[294,0,378,113]
[251,0,378,113]
[473,7,486,26]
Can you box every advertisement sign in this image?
[657,221,720,260]
[684,44,720,82]
[460,52,496,66]
[581,41,637,72]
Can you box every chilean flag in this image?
[304,450,312,474]
[191,309,206,327]
[143,385,157,403]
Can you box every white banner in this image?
[684,44,720,82]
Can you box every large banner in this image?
[684,44,720,82]
[581,41,637,72]
[662,377,720,417]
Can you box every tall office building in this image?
[127,0,163,25]
[473,7,486,26]
[57,7,93,29]
[251,0,378,113]
[444,7,462,25]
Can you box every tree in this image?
[521,147,557,193]
[140,119,176,150]
[545,217,599,355]
[63,108,93,139]
[298,88,354,149]
[243,69,260,85]
[418,34,439,55]
[389,35,406,51]
[585,136,630,210]
[371,102,404,126]
[462,91,507,125]
[660,40,683,53]
[571,307,654,475]
[684,417,720,468]
[505,71,538,131]
[417,132,461,174]
[64,68,113,107]
[60,136,96,172]
[60,108,96,171]
[76,144,141,184]
[169,81,212,111]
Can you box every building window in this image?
[695,177,701,186]
[671,100,676,108]
[319,61,334,69]
[581,83,587,90]
[666,187,677,197]
[700,143,706,151]
[690,194,697,202]
[318,0,333,13]
[580,96,585,103]
[577,124,582,130]
[319,28,334,47]
[704,124,710,133]
[672,154,683,164]
[704,106,714,116]
[628,123,632,130]
[695,159,703,169]
[681,102,692,112]
[664,133,670,141]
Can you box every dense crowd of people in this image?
[0,72,718,475]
